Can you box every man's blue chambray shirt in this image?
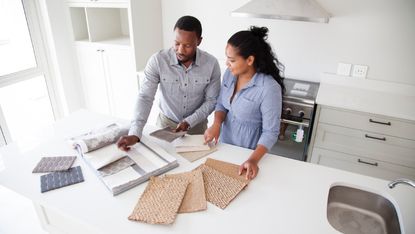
[129,47,221,138]
[216,68,282,150]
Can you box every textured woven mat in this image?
[204,158,247,182]
[198,164,248,209]
[178,147,217,162]
[165,170,206,213]
[33,156,77,173]
[128,176,189,224]
[40,166,84,193]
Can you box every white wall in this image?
[161,0,415,85]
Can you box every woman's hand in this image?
[204,123,221,145]
[116,135,140,151]
[239,159,259,180]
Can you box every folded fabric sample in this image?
[204,158,247,182]
[82,144,127,170]
[178,147,217,162]
[164,170,206,213]
[98,156,136,177]
[173,135,210,153]
[32,156,77,173]
[40,166,84,193]
[71,123,129,153]
[149,127,187,143]
[198,164,248,209]
[128,176,189,225]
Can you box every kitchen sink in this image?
[327,185,401,234]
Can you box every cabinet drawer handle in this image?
[369,118,391,126]
[358,159,378,166]
[365,134,386,141]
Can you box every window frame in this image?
[0,0,64,145]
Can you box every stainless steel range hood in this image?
[231,0,330,23]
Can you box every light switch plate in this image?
[337,63,352,76]
[352,64,368,78]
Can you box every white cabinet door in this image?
[103,47,138,119]
[76,45,111,115]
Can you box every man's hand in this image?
[174,121,190,132]
[116,135,140,151]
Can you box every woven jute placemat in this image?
[198,164,248,209]
[204,158,247,183]
[164,170,207,213]
[128,176,189,224]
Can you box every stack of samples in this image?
[32,156,84,193]
[128,158,249,225]
[173,135,217,162]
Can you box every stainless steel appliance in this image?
[269,78,319,161]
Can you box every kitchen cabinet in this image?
[67,0,162,118]
[310,105,415,180]
[75,43,137,118]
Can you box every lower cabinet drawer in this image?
[319,106,415,141]
[314,123,415,168]
[311,147,415,181]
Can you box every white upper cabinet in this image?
[68,0,162,119]
[68,7,130,46]
[66,0,128,5]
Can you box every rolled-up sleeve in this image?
[128,54,160,138]
[184,60,221,127]
[257,83,282,150]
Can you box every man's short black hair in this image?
[174,15,202,38]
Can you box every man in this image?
[117,15,221,151]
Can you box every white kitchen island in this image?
[0,110,414,234]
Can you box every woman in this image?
[204,26,284,180]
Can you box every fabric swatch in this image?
[101,166,142,190]
[98,156,136,177]
[204,158,247,183]
[32,156,77,173]
[40,166,84,193]
[173,135,210,153]
[128,176,189,225]
[178,147,217,162]
[198,164,248,209]
[149,127,187,143]
[82,144,127,170]
[164,170,207,213]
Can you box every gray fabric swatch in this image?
[40,166,84,193]
[149,127,187,143]
[33,156,77,173]
[98,156,135,177]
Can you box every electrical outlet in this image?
[352,64,368,78]
[337,63,352,76]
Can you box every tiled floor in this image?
[0,186,47,234]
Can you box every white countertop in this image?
[316,73,415,121]
[0,110,414,234]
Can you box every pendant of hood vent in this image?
[231,0,330,23]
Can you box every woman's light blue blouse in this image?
[215,69,282,150]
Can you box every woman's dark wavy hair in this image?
[228,26,285,93]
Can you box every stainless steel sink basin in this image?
[327,185,401,234]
